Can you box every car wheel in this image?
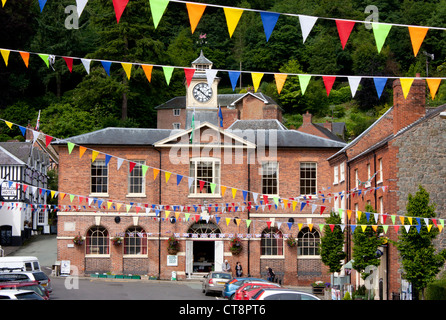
[229,293,234,300]
[204,290,209,296]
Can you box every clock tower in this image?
[186,51,220,128]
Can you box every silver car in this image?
[202,272,232,296]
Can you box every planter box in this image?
[312,286,325,295]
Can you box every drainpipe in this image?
[247,152,251,276]
[154,147,162,280]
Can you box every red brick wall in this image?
[157,109,186,129]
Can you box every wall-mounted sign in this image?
[167,255,178,267]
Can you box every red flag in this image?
[320,206,326,215]
[266,221,272,229]
[45,135,53,147]
[336,20,355,49]
[184,68,196,87]
[129,161,136,173]
[63,57,73,73]
[199,180,205,191]
[113,0,129,23]
[329,224,335,232]
[263,195,269,204]
[323,76,336,97]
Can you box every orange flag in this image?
[408,26,428,57]
[274,74,287,94]
[153,168,160,180]
[186,2,206,34]
[141,65,153,82]
[19,51,30,68]
[426,78,441,100]
[79,146,87,159]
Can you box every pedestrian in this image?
[235,261,243,277]
[266,266,275,282]
[222,259,231,272]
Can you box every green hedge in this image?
[425,279,446,300]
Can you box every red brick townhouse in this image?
[328,76,446,299]
[52,52,347,286]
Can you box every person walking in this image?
[235,262,243,277]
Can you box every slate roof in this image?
[228,119,287,131]
[53,124,346,149]
[0,142,50,166]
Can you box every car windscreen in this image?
[16,292,44,300]
[32,272,48,281]
[0,274,30,282]
[212,273,231,279]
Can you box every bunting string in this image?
[0,46,443,99]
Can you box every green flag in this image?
[149,0,169,29]
[372,23,392,53]
[298,74,311,95]
[190,110,195,143]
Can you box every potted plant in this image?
[112,236,123,245]
[311,281,329,295]
[230,237,242,255]
[167,235,180,254]
[73,235,84,245]
[286,235,297,247]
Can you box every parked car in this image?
[0,256,41,272]
[202,272,232,296]
[0,271,52,293]
[0,289,45,300]
[233,281,281,300]
[0,281,49,300]
[250,288,321,300]
[222,277,269,299]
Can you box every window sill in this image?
[126,194,147,198]
[85,254,110,258]
[297,255,321,260]
[260,255,284,259]
[89,193,109,198]
[123,254,148,258]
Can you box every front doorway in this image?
[185,221,223,277]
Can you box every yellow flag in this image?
[408,26,428,57]
[50,190,56,198]
[361,225,367,232]
[165,171,171,183]
[107,201,113,209]
[1,0,6,8]
[426,78,441,100]
[297,223,303,231]
[4,121,13,129]
[175,212,180,220]
[91,150,99,163]
[121,63,132,80]
[165,210,170,219]
[274,74,287,94]
[232,188,237,199]
[438,225,443,233]
[427,224,433,232]
[1,49,10,67]
[226,218,231,226]
[400,78,414,99]
[407,217,413,225]
[224,7,243,38]
[292,201,297,211]
[251,73,264,92]
[308,223,313,231]
[186,3,206,34]
[79,146,87,159]
[357,211,362,221]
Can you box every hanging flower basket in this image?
[286,236,297,247]
[73,235,84,246]
[167,235,180,255]
[230,237,242,255]
[112,236,123,246]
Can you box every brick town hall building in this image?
[54,53,445,299]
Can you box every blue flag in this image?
[218,106,223,127]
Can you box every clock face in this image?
[193,83,213,103]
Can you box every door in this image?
[0,226,12,246]
[214,241,224,272]
[185,240,193,276]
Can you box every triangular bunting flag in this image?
[374,77,387,98]
[176,174,183,186]
[223,7,243,38]
[274,74,287,94]
[81,59,91,74]
[153,168,160,180]
[19,52,30,68]
[112,0,129,23]
[348,76,361,97]
[298,74,311,95]
[400,78,414,99]
[335,20,355,50]
[4,121,13,129]
[0,49,10,67]
[1,0,6,8]
[149,0,169,28]
[205,69,218,88]
[101,61,112,76]
[426,78,441,100]
[117,158,124,170]
[298,15,318,43]
[323,76,336,97]
[372,22,392,53]
[142,65,153,82]
[79,146,87,159]
[129,161,136,173]
[76,0,88,18]
[228,71,240,91]
[184,68,196,88]
[251,73,263,92]
[45,135,53,147]
[38,54,49,68]
[260,11,280,42]
[231,188,237,199]
[186,2,206,34]
[121,63,132,80]
[165,171,171,183]
[63,57,73,73]
[38,0,47,12]
[162,66,174,85]
[408,26,428,57]
[91,150,99,163]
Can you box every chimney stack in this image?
[392,74,426,135]
[302,111,313,126]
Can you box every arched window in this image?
[124,226,147,255]
[261,227,283,256]
[86,226,109,255]
[297,227,320,256]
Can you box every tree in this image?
[320,211,346,273]
[396,185,446,300]
[352,204,384,279]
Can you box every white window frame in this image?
[340,162,345,183]
[90,160,108,197]
[300,162,317,196]
[189,158,221,198]
[172,123,181,130]
[260,228,284,258]
[297,227,321,257]
[366,163,371,188]
[127,160,146,197]
[377,158,383,184]
[261,161,279,197]
[333,166,339,185]
[355,169,359,188]
[173,109,181,116]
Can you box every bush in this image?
[425,279,446,300]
